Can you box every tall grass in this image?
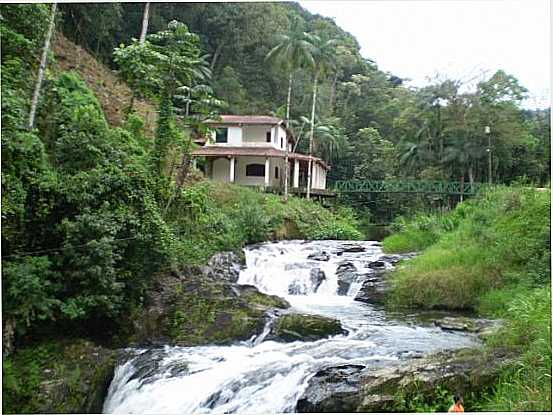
[478,287,551,412]
[385,186,550,310]
[382,186,551,411]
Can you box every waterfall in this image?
[103,240,479,414]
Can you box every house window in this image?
[275,167,279,179]
[280,138,283,148]
[266,131,271,143]
[215,128,228,143]
[246,164,265,177]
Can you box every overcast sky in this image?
[299,0,551,109]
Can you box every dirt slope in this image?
[52,34,157,135]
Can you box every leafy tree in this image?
[266,15,312,199]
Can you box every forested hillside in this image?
[58,2,550,189]
[1,3,550,413]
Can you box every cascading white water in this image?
[103,240,479,414]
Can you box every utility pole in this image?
[485,125,492,184]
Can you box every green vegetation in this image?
[1,3,550,412]
[167,281,289,346]
[3,339,115,414]
[1,6,360,353]
[383,186,551,411]
[170,180,362,265]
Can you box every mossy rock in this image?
[272,313,346,342]
[2,339,116,414]
[167,281,290,346]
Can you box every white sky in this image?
[300,0,551,109]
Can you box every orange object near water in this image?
[448,403,465,412]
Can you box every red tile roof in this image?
[191,146,329,170]
[206,115,283,125]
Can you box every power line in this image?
[4,236,138,260]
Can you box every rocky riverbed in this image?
[101,240,504,413]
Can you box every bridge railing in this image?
[332,180,486,195]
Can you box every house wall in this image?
[207,127,242,146]
[212,157,231,182]
[311,163,327,190]
[207,124,290,151]
[210,155,326,190]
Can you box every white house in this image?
[192,115,329,191]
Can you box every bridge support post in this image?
[293,159,299,188]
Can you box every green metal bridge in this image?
[333,180,485,195]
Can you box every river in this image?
[103,240,479,413]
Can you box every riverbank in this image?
[382,186,551,411]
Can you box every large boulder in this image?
[3,339,116,414]
[129,253,290,347]
[204,251,245,283]
[297,347,515,413]
[354,270,390,304]
[336,261,358,296]
[310,268,326,292]
[296,365,367,412]
[270,313,346,342]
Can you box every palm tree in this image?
[303,32,340,198]
[265,18,312,200]
[290,116,346,163]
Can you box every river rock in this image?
[288,280,306,295]
[353,271,390,304]
[434,317,502,335]
[205,251,245,283]
[307,251,330,261]
[296,365,367,412]
[271,313,346,342]
[310,268,326,292]
[378,254,402,265]
[366,260,386,269]
[6,339,116,414]
[337,260,357,273]
[336,261,359,295]
[130,262,290,347]
[340,244,367,253]
[297,347,515,413]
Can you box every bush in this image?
[386,186,550,310]
[383,186,551,412]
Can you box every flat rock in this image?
[366,260,386,269]
[340,244,367,253]
[297,348,515,413]
[307,251,330,261]
[270,313,346,343]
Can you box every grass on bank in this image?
[167,180,362,264]
[382,186,551,412]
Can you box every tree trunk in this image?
[284,71,293,202]
[306,72,318,200]
[210,42,224,72]
[139,2,150,45]
[126,94,135,116]
[28,2,57,130]
[164,141,193,216]
[329,71,338,114]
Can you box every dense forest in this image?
[57,2,550,187]
[1,2,550,413]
